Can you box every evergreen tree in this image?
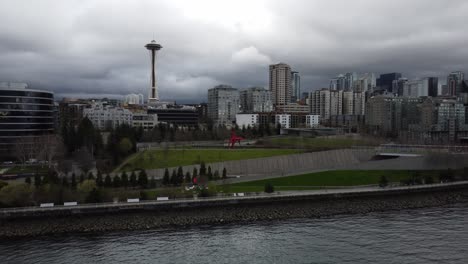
[163,168,170,186]
[213,170,220,180]
[177,166,184,185]
[192,167,198,179]
[113,175,121,188]
[79,173,85,183]
[222,167,227,179]
[34,173,42,188]
[25,176,32,185]
[170,169,177,186]
[121,171,129,188]
[87,172,95,180]
[185,171,191,183]
[62,177,69,188]
[96,171,103,187]
[85,188,103,203]
[207,166,213,180]
[199,161,206,176]
[138,170,148,188]
[71,173,77,189]
[130,171,137,188]
[104,174,112,187]
[149,176,157,188]
[276,123,281,135]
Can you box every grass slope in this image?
[226,170,440,193]
[263,137,372,150]
[119,148,302,172]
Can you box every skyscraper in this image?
[377,73,402,92]
[269,63,291,105]
[422,77,438,97]
[447,71,465,96]
[291,71,301,102]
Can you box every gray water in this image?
[1,204,467,264]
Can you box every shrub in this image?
[264,183,274,193]
[0,184,34,207]
[424,175,434,184]
[78,179,97,194]
[379,175,389,187]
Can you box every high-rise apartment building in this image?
[354,73,376,93]
[330,73,356,91]
[403,79,427,97]
[291,71,301,102]
[208,85,240,125]
[269,63,291,105]
[240,87,273,113]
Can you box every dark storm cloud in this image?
[1,0,468,102]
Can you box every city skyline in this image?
[1,0,468,102]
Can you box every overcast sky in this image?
[1,0,468,102]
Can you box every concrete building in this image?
[240,87,273,113]
[291,71,301,102]
[208,85,240,125]
[132,113,158,130]
[269,63,291,105]
[392,78,408,96]
[83,102,133,130]
[305,115,320,128]
[354,73,376,93]
[403,79,426,97]
[353,92,366,115]
[275,114,291,128]
[0,82,55,159]
[342,91,354,115]
[236,114,259,128]
[447,71,465,96]
[275,103,310,114]
[310,89,342,120]
[124,93,144,105]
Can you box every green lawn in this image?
[225,170,441,193]
[263,137,373,150]
[118,148,302,172]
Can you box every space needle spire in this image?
[145,40,162,104]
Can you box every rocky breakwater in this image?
[1,185,468,238]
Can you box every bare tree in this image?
[35,134,64,168]
[14,138,33,167]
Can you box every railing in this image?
[1,181,467,215]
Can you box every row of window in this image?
[0,97,53,104]
[0,91,53,98]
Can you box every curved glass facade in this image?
[0,88,55,158]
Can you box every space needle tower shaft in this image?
[145,40,162,104]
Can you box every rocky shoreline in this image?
[1,188,467,238]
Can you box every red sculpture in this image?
[229,129,244,148]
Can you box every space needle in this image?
[145,40,162,104]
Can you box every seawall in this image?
[1,182,468,238]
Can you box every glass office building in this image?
[0,83,55,159]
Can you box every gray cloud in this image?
[1,0,468,102]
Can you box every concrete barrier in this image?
[39,203,54,208]
[127,198,140,203]
[64,202,78,207]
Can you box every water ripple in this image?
[1,204,468,264]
